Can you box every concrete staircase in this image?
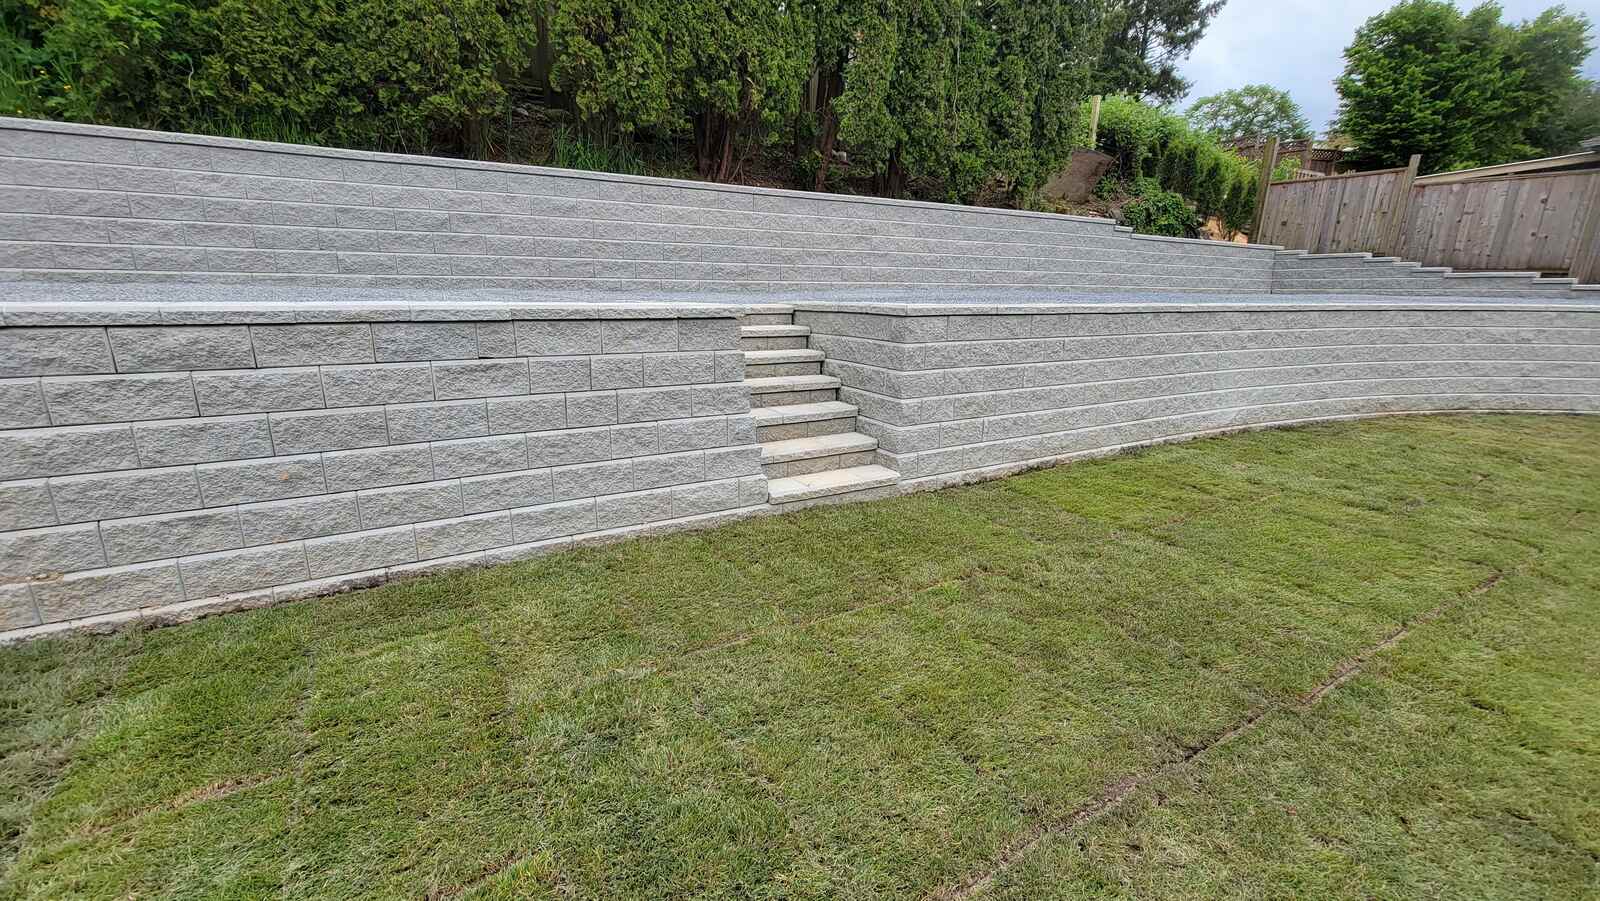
[1273,251,1593,299]
[741,306,901,507]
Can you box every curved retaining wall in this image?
[0,300,766,637]
[800,301,1600,488]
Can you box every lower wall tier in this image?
[798,301,1600,485]
[4,296,1598,640]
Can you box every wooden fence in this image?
[1256,164,1600,283]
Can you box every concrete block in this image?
[704,445,763,479]
[239,494,360,545]
[461,469,552,515]
[617,387,691,423]
[691,383,750,416]
[632,451,706,490]
[197,454,325,506]
[322,444,432,492]
[729,416,757,444]
[486,394,566,434]
[601,320,677,354]
[673,479,741,517]
[527,427,612,468]
[251,323,374,367]
[101,508,242,566]
[658,417,728,453]
[357,479,462,528]
[303,525,415,578]
[432,359,530,399]
[194,367,325,415]
[590,355,643,390]
[510,498,597,543]
[551,459,634,501]
[183,221,254,246]
[0,423,138,480]
[643,352,715,386]
[373,322,476,362]
[515,320,601,355]
[714,351,746,383]
[610,422,659,458]
[0,583,37,630]
[527,358,590,393]
[596,487,676,528]
[0,522,105,579]
[132,414,274,466]
[476,322,516,358]
[31,560,183,623]
[415,511,513,559]
[0,379,49,429]
[180,542,309,599]
[43,372,196,425]
[50,465,200,523]
[49,189,131,218]
[431,434,528,479]
[738,475,769,506]
[386,399,487,443]
[107,325,255,371]
[320,362,433,407]
[270,406,388,454]
[677,318,740,351]
[565,391,619,427]
[0,479,57,531]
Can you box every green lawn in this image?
[3,415,1597,900]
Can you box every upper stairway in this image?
[1273,251,1597,300]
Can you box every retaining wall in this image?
[0,300,765,634]
[802,301,1600,487]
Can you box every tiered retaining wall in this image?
[0,301,764,634]
[804,301,1600,487]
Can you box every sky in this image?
[1177,0,1600,136]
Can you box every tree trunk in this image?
[811,59,846,191]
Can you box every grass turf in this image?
[1,414,1596,899]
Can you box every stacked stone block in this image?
[801,302,1600,488]
[0,303,765,634]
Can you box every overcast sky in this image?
[1177,0,1600,136]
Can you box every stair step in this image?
[761,431,877,464]
[744,348,824,364]
[766,464,901,504]
[744,374,840,394]
[740,324,811,337]
[750,400,859,426]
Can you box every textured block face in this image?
[0,328,113,377]
[304,525,417,578]
[357,480,463,529]
[373,322,476,362]
[107,326,255,372]
[432,360,530,399]
[194,368,325,415]
[510,498,597,542]
[132,415,274,466]
[43,373,197,425]
[252,324,374,367]
[50,466,200,523]
[322,444,432,492]
[270,407,389,454]
[515,320,601,356]
[415,512,512,558]
[321,363,433,407]
[30,560,183,621]
[0,424,138,480]
[101,508,242,566]
[180,543,308,598]
[239,494,360,545]
[0,480,59,531]
[461,470,552,514]
[386,400,488,443]
[197,455,325,506]
[0,583,38,630]
[0,522,106,579]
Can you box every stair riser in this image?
[742,313,795,325]
[745,361,823,378]
[763,451,878,479]
[756,417,858,442]
[768,484,900,510]
[750,388,838,407]
[740,335,811,351]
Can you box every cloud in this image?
[1178,0,1600,136]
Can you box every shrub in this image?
[1121,177,1197,237]
[1093,94,1256,224]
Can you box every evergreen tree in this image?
[1186,84,1312,143]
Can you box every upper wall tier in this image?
[0,118,1289,295]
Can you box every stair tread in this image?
[749,401,859,425]
[741,324,811,337]
[760,431,877,463]
[767,464,901,503]
[744,374,840,393]
[744,348,824,364]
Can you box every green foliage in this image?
[550,125,645,174]
[1186,83,1311,142]
[1121,176,1197,236]
[1094,0,1226,103]
[1093,94,1255,223]
[1334,0,1595,172]
[1271,154,1303,181]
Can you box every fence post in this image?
[1249,135,1279,242]
[1380,153,1422,257]
[1088,96,1102,147]
[1570,173,1600,285]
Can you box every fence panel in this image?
[1257,168,1407,253]
[1397,171,1596,274]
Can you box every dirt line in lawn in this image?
[925,566,1518,901]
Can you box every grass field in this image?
[3,414,1597,899]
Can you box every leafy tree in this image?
[1334,1,1594,173]
[1186,84,1311,142]
[1525,78,1600,156]
[1093,0,1226,103]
